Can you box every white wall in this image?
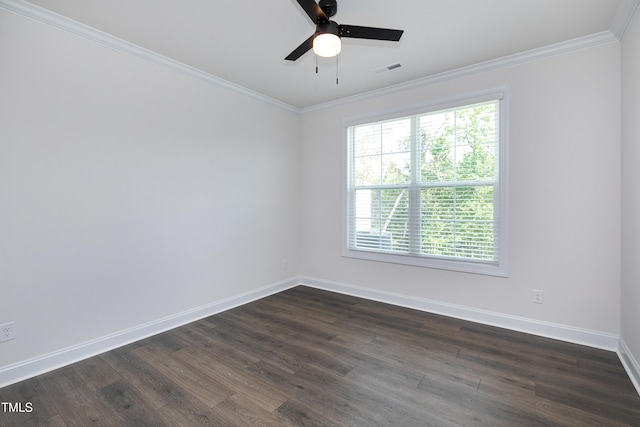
[0,11,300,368]
[300,42,621,338]
[621,8,640,381]
[0,3,631,387]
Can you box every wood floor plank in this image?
[175,321,262,370]
[153,392,232,427]
[298,362,458,426]
[2,285,639,426]
[38,367,122,427]
[233,301,339,343]
[214,310,356,377]
[0,375,60,427]
[531,397,632,427]
[273,398,341,426]
[476,373,632,426]
[371,332,461,364]
[102,345,233,426]
[535,377,640,425]
[132,343,234,408]
[44,414,69,427]
[476,372,536,400]
[97,380,173,426]
[71,356,123,392]
[256,294,342,327]
[249,360,382,426]
[418,372,548,426]
[577,356,639,388]
[99,347,178,409]
[170,344,291,413]
[216,393,298,427]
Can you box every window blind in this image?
[346,99,502,268]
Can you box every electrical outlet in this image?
[532,290,544,304]
[281,258,288,270]
[0,322,16,342]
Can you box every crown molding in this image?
[1,0,635,114]
[302,30,618,113]
[611,0,640,39]
[302,0,636,113]
[0,0,300,113]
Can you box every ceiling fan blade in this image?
[295,0,329,23]
[339,25,404,41]
[285,34,314,61]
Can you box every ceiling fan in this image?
[285,0,404,61]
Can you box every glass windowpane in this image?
[348,100,501,265]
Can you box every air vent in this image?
[372,63,402,73]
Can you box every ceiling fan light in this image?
[313,33,341,57]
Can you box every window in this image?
[344,92,508,276]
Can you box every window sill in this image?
[342,247,508,277]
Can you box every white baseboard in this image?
[0,277,299,389]
[299,276,620,351]
[618,338,640,396]
[2,275,631,392]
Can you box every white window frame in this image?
[342,88,509,277]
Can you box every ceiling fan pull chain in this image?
[336,55,339,85]
[315,54,318,74]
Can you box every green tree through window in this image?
[347,99,503,270]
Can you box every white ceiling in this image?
[17,0,633,108]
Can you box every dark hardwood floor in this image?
[1,286,639,426]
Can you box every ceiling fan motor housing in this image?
[319,0,337,18]
[316,20,340,37]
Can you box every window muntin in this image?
[345,98,506,275]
